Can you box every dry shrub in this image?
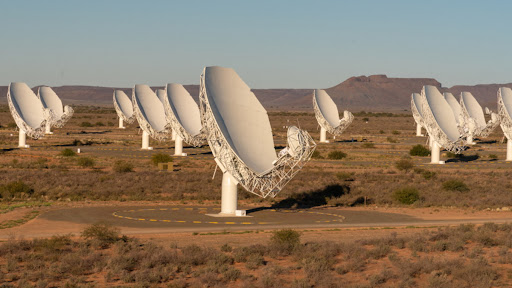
[113,160,134,173]
[393,187,420,205]
[442,179,469,192]
[81,222,123,248]
[269,229,301,256]
[151,153,173,166]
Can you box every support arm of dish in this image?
[313,96,354,135]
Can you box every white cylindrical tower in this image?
[141,130,150,150]
[171,129,176,141]
[320,127,329,143]
[45,122,53,134]
[118,117,125,129]
[466,135,475,145]
[18,130,28,148]
[221,172,238,215]
[507,138,512,161]
[174,134,183,156]
[416,124,423,136]
[430,141,442,164]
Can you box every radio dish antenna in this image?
[411,93,426,137]
[313,89,353,143]
[420,85,465,164]
[199,66,316,216]
[163,83,206,156]
[443,92,463,125]
[497,87,512,160]
[37,86,74,134]
[7,82,51,148]
[132,85,169,150]
[460,92,500,144]
[156,88,176,141]
[113,90,135,129]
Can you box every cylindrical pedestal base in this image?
[466,135,475,145]
[18,130,28,148]
[141,130,151,150]
[320,127,329,143]
[430,141,443,164]
[119,117,125,129]
[45,122,53,134]
[416,124,423,136]
[507,138,512,161]
[221,172,238,215]
[174,135,183,156]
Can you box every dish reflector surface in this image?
[8,82,46,131]
[38,87,64,117]
[461,92,486,128]
[203,66,276,174]
[114,90,134,121]
[443,92,462,124]
[133,85,168,133]
[423,86,460,142]
[314,89,340,128]
[166,83,202,137]
[411,93,423,118]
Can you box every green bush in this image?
[81,222,122,248]
[151,153,173,166]
[61,148,76,157]
[362,143,375,148]
[421,170,437,180]
[269,229,301,255]
[489,154,498,160]
[113,160,134,173]
[409,144,430,156]
[7,122,17,129]
[79,121,93,127]
[95,121,105,127]
[336,172,354,181]
[327,150,347,160]
[77,157,95,168]
[387,137,397,143]
[442,179,469,192]
[0,180,34,199]
[362,117,369,122]
[395,158,414,172]
[391,130,401,135]
[311,150,324,159]
[393,187,420,204]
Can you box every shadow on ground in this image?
[270,184,351,209]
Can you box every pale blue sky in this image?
[0,0,510,88]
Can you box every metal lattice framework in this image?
[162,94,206,147]
[498,88,512,140]
[313,92,354,135]
[460,97,500,138]
[51,105,74,128]
[132,89,169,141]
[113,93,135,124]
[411,95,425,128]
[7,88,51,139]
[199,70,316,198]
[420,88,465,153]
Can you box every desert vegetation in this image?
[0,223,511,287]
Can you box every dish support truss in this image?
[199,73,316,198]
[113,95,136,125]
[420,89,465,154]
[49,106,74,128]
[162,99,206,148]
[7,90,51,140]
[460,100,500,139]
[313,95,354,136]
[132,95,169,143]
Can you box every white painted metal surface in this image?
[313,89,353,142]
[132,85,169,149]
[38,86,74,132]
[113,90,135,128]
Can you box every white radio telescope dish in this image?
[132,84,169,150]
[313,89,353,143]
[497,87,512,160]
[7,82,51,148]
[420,85,465,164]
[113,90,135,129]
[163,83,206,156]
[443,92,463,125]
[460,92,499,144]
[37,86,74,134]
[411,93,425,137]
[156,88,176,141]
[199,66,316,216]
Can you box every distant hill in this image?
[1,76,511,111]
